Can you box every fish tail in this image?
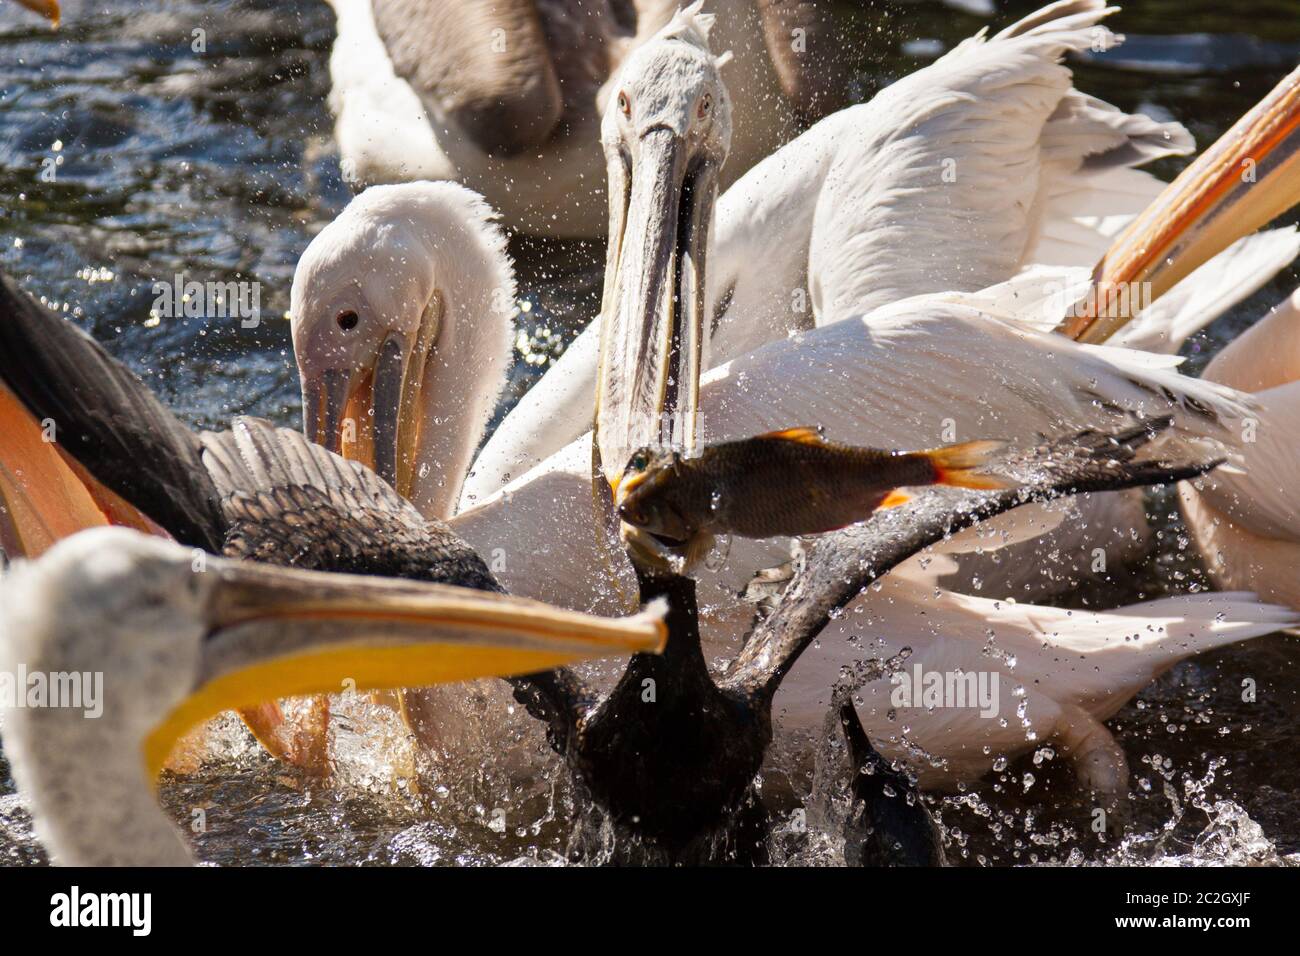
[921,440,1016,491]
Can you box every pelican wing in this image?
[454,299,1258,619]
[701,301,1255,454]
[1185,292,1300,549]
[709,0,1192,346]
[0,274,225,551]
[803,1,1191,327]
[367,0,564,155]
[772,574,1296,788]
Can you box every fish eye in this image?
[698,93,711,118]
[618,91,631,117]
[336,310,359,331]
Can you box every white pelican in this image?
[0,528,663,865]
[291,182,516,522]
[465,0,1209,493]
[324,0,857,237]
[1179,287,1300,610]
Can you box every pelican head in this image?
[595,5,733,492]
[0,528,664,865]
[291,182,514,519]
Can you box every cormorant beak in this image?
[145,553,667,779]
[13,0,59,27]
[594,128,717,500]
[1059,64,1300,343]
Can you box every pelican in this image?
[1179,286,1300,610]
[324,0,858,237]
[0,528,663,866]
[465,0,1207,492]
[0,273,664,773]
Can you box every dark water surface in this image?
[2,0,1299,866]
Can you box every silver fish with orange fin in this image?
[616,427,1017,544]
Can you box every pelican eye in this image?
[618,91,631,117]
[698,93,711,118]
[629,451,649,472]
[336,310,359,331]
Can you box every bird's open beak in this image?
[1059,64,1300,343]
[144,558,667,779]
[302,303,439,499]
[0,382,164,558]
[13,0,59,26]
[595,129,717,496]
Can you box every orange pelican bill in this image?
[1059,64,1300,344]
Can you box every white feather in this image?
[773,575,1297,787]
[1181,289,1300,609]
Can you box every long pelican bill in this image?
[1059,64,1300,344]
[0,381,159,558]
[595,127,715,494]
[144,555,667,778]
[301,305,439,500]
[12,0,58,26]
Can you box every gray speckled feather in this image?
[199,418,499,591]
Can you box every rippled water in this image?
[2,0,1299,866]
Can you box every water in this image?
[2,0,1299,866]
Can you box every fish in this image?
[615,427,1017,543]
